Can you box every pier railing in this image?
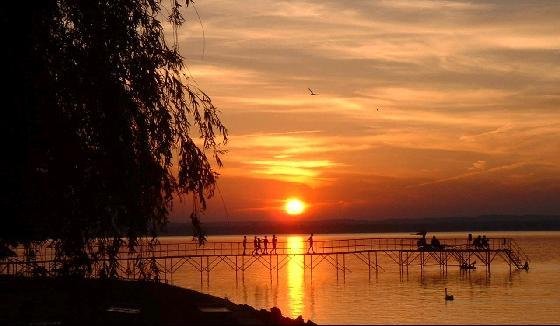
[3,237,516,260]
[121,237,517,257]
[0,236,530,280]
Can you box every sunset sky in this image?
[171,0,560,222]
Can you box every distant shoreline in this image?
[162,214,560,236]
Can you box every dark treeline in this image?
[162,215,560,236]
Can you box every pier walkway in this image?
[1,237,530,284]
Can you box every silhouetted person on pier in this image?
[272,235,278,254]
[263,236,269,254]
[431,235,442,250]
[257,237,262,255]
[252,236,258,255]
[307,233,314,253]
[468,233,473,247]
[474,235,482,249]
[482,235,489,249]
[417,236,427,250]
[415,231,428,250]
[242,236,247,255]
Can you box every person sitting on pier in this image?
[481,235,489,249]
[431,235,442,250]
[243,235,248,255]
[272,235,278,254]
[263,235,269,254]
[415,231,428,250]
[307,233,314,254]
[473,235,482,249]
[417,236,427,250]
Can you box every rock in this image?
[270,306,282,320]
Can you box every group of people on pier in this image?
[468,233,490,249]
[416,232,493,251]
[417,234,444,250]
[241,234,315,255]
[242,235,278,255]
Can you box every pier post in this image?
[445,252,448,274]
[487,251,491,274]
[269,255,272,282]
[399,251,403,276]
[420,252,424,275]
[242,256,245,282]
[200,257,203,285]
[336,254,339,281]
[164,258,167,283]
[406,252,409,275]
[368,251,371,281]
[206,256,210,286]
[276,254,279,282]
[303,254,306,278]
[343,254,346,280]
[310,254,313,281]
[235,256,238,284]
[375,252,378,274]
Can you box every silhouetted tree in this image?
[1,0,227,277]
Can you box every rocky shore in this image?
[0,277,315,325]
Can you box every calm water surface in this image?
[161,231,560,324]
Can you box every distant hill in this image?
[161,215,560,236]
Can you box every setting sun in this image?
[285,198,306,215]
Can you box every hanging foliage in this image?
[1,0,227,277]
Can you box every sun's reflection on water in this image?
[287,236,304,317]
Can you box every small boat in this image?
[460,261,476,270]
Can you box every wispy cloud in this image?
[412,161,545,187]
[377,0,490,11]
[469,160,487,171]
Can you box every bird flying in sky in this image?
[308,88,318,96]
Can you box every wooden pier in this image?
[0,237,530,284]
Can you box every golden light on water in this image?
[285,198,306,215]
[287,236,304,317]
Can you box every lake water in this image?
[161,231,560,324]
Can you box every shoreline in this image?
[0,276,315,325]
[161,215,560,236]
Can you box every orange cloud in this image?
[167,0,560,221]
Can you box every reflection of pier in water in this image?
[1,237,530,284]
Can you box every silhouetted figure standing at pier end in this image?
[307,234,315,253]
